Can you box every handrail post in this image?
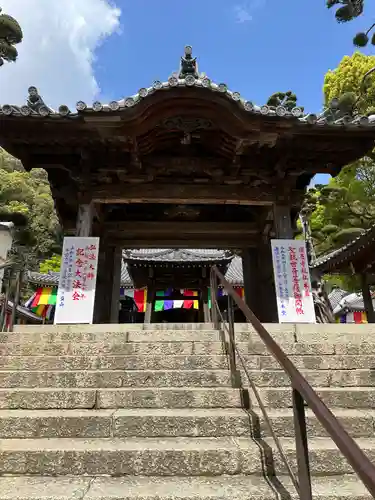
[210,269,220,330]
[292,388,313,500]
[10,269,21,333]
[227,294,240,388]
[0,268,11,332]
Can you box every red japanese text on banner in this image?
[271,239,316,324]
[54,237,100,324]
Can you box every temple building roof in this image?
[27,251,244,288]
[311,223,375,275]
[1,77,374,130]
[1,46,374,130]
[123,248,232,263]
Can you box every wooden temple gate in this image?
[1,46,375,323]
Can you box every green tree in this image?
[323,52,375,115]
[266,91,303,112]
[0,149,62,268]
[326,1,375,48]
[0,7,23,66]
[39,254,61,273]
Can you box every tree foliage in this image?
[300,53,375,291]
[326,1,375,49]
[0,149,62,268]
[323,52,375,115]
[267,91,303,112]
[39,254,61,274]
[0,7,23,66]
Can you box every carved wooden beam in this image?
[128,137,142,169]
[104,221,258,235]
[91,184,296,205]
[107,238,258,249]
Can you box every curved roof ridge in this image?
[1,46,373,129]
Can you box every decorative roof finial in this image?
[0,7,23,67]
[26,86,52,115]
[178,45,199,79]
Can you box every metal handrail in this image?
[210,265,375,499]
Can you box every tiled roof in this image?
[332,292,375,315]
[311,223,375,272]
[0,297,42,323]
[328,288,351,311]
[224,256,244,285]
[0,222,13,231]
[123,249,232,262]
[1,47,373,129]
[28,263,133,288]
[27,250,245,288]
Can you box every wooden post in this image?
[273,204,293,239]
[258,240,278,323]
[94,242,116,324]
[242,248,261,319]
[76,202,94,237]
[199,285,211,323]
[361,272,375,323]
[110,246,122,324]
[144,286,155,324]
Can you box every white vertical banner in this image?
[271,239,316,324]
[54,237,100,324]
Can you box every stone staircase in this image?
[0,323,374,499]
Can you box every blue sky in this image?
[91,0,375,186]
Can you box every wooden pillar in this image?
[144,286,156,324]
[273,204,293,239]
[76,202,94,237]
[198,289,205,323]
[110,247,122,324]
[202,286,211,323]
[94,243,118,324]
[242,248,261,319]
[361,272,375,323]
[258,241,278,323]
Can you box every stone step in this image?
[1,369,374,388]
[0,342,227,356]
[259,436,375,476]
[240,369,375,387]
[257,408,375,438]
[7,330,231,343]
[256,354,375,370]
[251,387,375,408]
[0,407,373,439]
[3,353,375,371]
[2,337,375,357]
[0,355,229,371]
[1,436,375,476]
[0,475,371,500]
[0,436,264,476]
[0,408,250,438]
[0,370,232,388]
[0,387,243,409]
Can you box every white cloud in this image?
[234,0,265,23]
[0,0,121,109]
[234,6,253,23]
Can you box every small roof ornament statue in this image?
[0,7,23,67]
[178,45,199,79]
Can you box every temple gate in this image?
[1,46,375,323]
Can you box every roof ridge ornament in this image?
[178,45,199,80]
[26,86,52,115]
